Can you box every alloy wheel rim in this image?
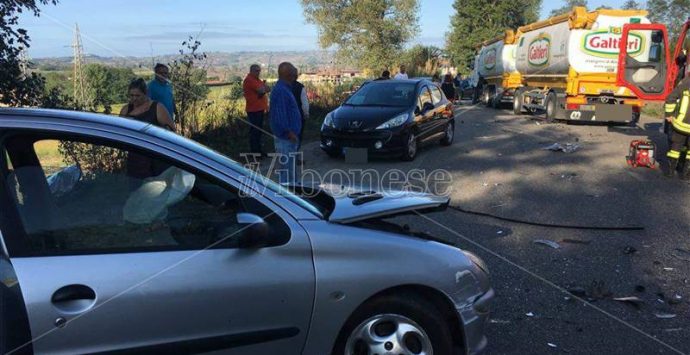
[446,123,454,141]
[344,314,433,355]
[408,134,417,157]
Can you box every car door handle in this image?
[51,284,97,314]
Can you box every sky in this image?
[19,0,632,58]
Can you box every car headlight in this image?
[376,113,409,130]
[322,112,335,129]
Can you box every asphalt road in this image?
[298,103,690,355]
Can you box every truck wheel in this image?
[482,88,491,107]
[545,92,558,123]
[491,92,501,109]
[513,90,524,115]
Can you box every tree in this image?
[0,0,58,106]
[301,0,419,71]
[646,0,690,44]
[446,0,541,74]
[549,0,587,18]
[84,64,135,113]
[169,36,210,136]
[622,0,641,10]
[402,45,444,77]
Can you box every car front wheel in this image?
[401,133,418,161]
[333,294,455,355]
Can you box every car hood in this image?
[290,184,449,223]
[332,105,410,131]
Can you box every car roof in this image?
[0,107,150,132]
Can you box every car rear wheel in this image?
[440,121,454,146]
[333,294,455,355]
[401,133,417,161]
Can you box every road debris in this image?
[547,343,558,348]
[672,248,690,262]
[663,267,675,271]
[543,142,581,153]
[534,239,561,249]
[497,230,504,235]
[613,296,644,309]
[664,328,683,333]
[669,294,683,305]
[490,319,511,324]
[567,287,587,297]
[623,246,638,255]
[654,312,677,319]
[561,238,589,246]
[526,312,535,317]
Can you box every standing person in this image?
[441,74,457,103]
[394,65,408,80]
[243,64,271,158]
[375,70,391,80]
[663,74,690,179]
[120,78,176,181]
[147,63,176,121]
[121,78,175,130]
[290,67,309,152]
[270,62,302,184]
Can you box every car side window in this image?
[430,86,443,105]
[2,135,290,256]
[418,86,433,112]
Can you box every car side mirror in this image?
[414,107,421,116]
[236,213,271,248]
[423,102,435,113]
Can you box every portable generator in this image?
[626,140,657,169]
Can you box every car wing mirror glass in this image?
[423,102,435,113]
[414,107,421,116]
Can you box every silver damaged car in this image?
[0,108,493,355]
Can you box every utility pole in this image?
[18,46,29,79]
[71,23,88,108]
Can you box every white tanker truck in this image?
[474,31,522,108]
[511,7,660,123]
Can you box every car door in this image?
[416,85,436,139]
[0,130,315,355]
[429,85,450,136]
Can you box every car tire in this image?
[326,150,341,159]
[332,293,455,355]
[491,93,501,109]
[513,90,524,115]
[440,120,454,146]
[401,132,418,161]
[545,92,558,123]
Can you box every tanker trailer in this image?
[476,30,522,108]
[513,7,653,124]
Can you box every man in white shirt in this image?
[394,65,409,80]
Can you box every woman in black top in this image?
[119,78,176,130]
[120,79,176,181]
[441,74,457,103]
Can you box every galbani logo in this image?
[583,30,644,58]
[483,48,497,70]
[528,34,550,67]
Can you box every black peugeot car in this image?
[320,79,455,161]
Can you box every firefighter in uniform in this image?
[664,75,690,179]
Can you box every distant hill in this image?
[33,50,338,74]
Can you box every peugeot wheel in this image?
[401,133,418,161]
[333,294,455,355]
[440,121,454,146]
